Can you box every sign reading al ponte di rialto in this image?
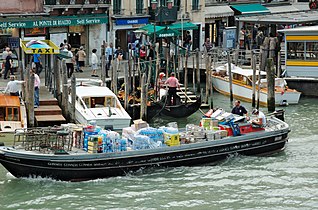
[0,14,108,29]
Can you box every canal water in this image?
[1,93,318,210]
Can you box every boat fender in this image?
[0,142,4,146]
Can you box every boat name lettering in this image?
[48,162,63,167]
[64,163,79,167]
[275,136,282,141]
[79,163,93,167]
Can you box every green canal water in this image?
[0,93,318,210]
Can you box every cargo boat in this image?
[0,114,289,182]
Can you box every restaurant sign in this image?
[0,15,108,29]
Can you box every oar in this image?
[179,88,205,115]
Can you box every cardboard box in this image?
[133,119,149,131]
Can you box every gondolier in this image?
[165,72,180,106]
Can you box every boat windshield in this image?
[83,97,116,108]
[0,107,20,121]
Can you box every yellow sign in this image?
[20,39,60,54]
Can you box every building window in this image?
[113,0,121,15]
[136,0,143,14]
[192,0,199,10]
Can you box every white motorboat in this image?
[70,85,131,130]
[212,64,301,106]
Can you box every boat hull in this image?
[212,76,301,106]
[0,127,289,181]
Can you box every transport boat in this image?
[0,94,27,135]
[0,112,289,182]
[212,64,301,106]
[70,85,131,130]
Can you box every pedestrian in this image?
[239,28,245,49]
[31,68,40,108]
[4,75,24,96]
[115,46,124,60]
[106,43,115,77]
[74,48,80,72]
[183,31,192,53]
[65,45,74,78]
[203,38,213,52]
[164,72,180,106]
[251,109,266,127]
[3,51,14,80]
[76,46,86,72]
[231,100,249,119]
[91,49,99,77]
[32,53,42,75]
[139,45,147,60]
[147,44,155,61]
[0,47,10,78]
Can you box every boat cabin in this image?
[0,95,21,122]
[81,96,117,109]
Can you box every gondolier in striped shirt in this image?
[165,72,180,106]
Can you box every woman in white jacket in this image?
[91,49,98,77]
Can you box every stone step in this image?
[35,115,66,127]
[34,105,62,115]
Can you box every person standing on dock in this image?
[91,49,99,77]
[231,100,248,119]
[76,46,86,72]
[4,75,24,96]
[165,72,180,106]
[31,68,40,108]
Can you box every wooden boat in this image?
[0,94,27,134]
[70,85,131,130]
[212,64,301,106]
[119,88,202,121]
[0,114,289,182]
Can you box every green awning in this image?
[139,24,165,34]
[231,4,270,15]
[156,28,181,38]
[169,22,198,30]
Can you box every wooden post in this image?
[266,58,275,112]
[62,60,69,120]
[166,48,169,78]
[128,52,132,93]
[192,54,196,92]
[124,62,129,110]
[184,52,188,92]
[70,74,76,123]
[155,50,160,100]
[252,53,257,108]
[205,51,209,104]
[196,50,200,93]
[101,42,106,85]
[140,73,147,121]
[55,59,62,104]
[29,73,35,127]
[257,63,261,110]
[227,52,233,107]
[147,59,152,87]
[114,59,119,95]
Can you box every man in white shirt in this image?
[91,48,98,77]
[251,109,266,127]
[4,75,24,96]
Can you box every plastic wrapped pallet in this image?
[133,119,149,131]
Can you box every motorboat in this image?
[212,63,301,106]
[0,94,27,135]
[71,85,131,130]
[0,112,290,182]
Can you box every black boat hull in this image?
[126,96,202,121]
[0,130,288,182]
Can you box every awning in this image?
[231,4,270,15]
[138,24,165,34]
[292,3,311,11]
[156,28,181,38]
[205,6,234,18]
[236,10,318,24]
[265,5,299,14]
[168,22,198,30]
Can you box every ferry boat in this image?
[0,112,289,182]
[212,64,301,106]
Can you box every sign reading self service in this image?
[0,15,108,29]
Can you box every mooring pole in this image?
[140,73,147,121]
[70,74,76,123]
[267,58,276,112]
[227,51,233,108]
[252,53,257,108]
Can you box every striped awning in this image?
[205,6,234,19]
